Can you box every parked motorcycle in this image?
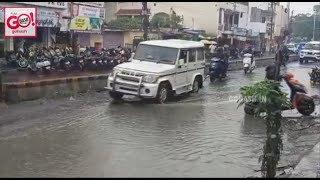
[243,53,255,74]
[244,72,315,116]
[27,47,52,74]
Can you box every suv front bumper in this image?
[105,73,159,98]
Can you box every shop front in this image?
[0,2,68,55]
[70,3,104,51]
[232,27,247,49]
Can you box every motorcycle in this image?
[27,48,52,74]
[6,47,29,68]
[243,53,255,74]
[309,66,320,85]
[244,72,316,116]
[209,57,228,82]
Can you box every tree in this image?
[150,12,171,29]
[170,10,183,29]
[150,11,183,30]
[107,17,142,30]
[292,13,320,41]
[238,80,291,177]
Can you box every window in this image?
[240,12,243,18]
[197,48,204,61]
[134,44,179,65]
[219,8,222,24]
[234,14,239,25]
[262,17,266,23]
[188,49,196,63]
[179,50,188,64]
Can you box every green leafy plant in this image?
[150,12,171,29]
[238,80,291,177]
[108,17,142,30]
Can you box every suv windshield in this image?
[133,44,178,65]
[304,43,320,50]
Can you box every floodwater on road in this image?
[0,62,319,177]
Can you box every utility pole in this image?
[313,9,316,41]
[231,2,237,46]
[142,2,149,41]
[269,2,274,54]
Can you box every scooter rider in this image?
[243,46,254,65]
[212,46,228,73]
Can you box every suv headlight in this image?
[143,75,158,83]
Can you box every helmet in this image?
[285,72,294,79]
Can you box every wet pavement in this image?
[0,61,319,177]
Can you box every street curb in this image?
[2,74,109,89]
[289,142,320,177]
[2,74,109,103]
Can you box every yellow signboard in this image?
[70,16,90,30]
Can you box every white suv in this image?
[106,39,206,103]
[299,41,320,64]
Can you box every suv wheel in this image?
[299,58,304,64]
[156,83,171,104]
[109,91,123,100]
[192,77,201,93]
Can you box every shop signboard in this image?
[78,5,100,18]
[70,16,103,31]
[233,27,247,37]
[15,2,67,9]
[37,8,60,27]
[73,2,104,8]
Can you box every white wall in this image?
[217,2,249,29]
[249,22,267,33]
[116,2,220,35]
[247,2,270,34]
[274,4,288,37]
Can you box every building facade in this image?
[217,2,249,47]
[70,2,105,49]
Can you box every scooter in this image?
[244,73,315,116]
[243,53,255,74]
[209,57,228,82]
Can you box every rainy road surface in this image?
[0,62,319,177]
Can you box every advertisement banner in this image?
[70,16,90,31]
[90,18,103,31]
[70,16,103,31]
[37,9,60,27]
[78,5,100,18]
[4,7,37,38]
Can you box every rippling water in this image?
[0,62,318,177]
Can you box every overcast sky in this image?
[280,2,320,15]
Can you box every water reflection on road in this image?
[0,62,319,177]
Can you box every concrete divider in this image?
[2,74,109,103]
[1,55,298,103]
[204,55,298,75]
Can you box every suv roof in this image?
[306,41,320,45]
[140,39,204,49]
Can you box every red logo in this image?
[4,7,37,38]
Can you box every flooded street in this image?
[0,62,319,177]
